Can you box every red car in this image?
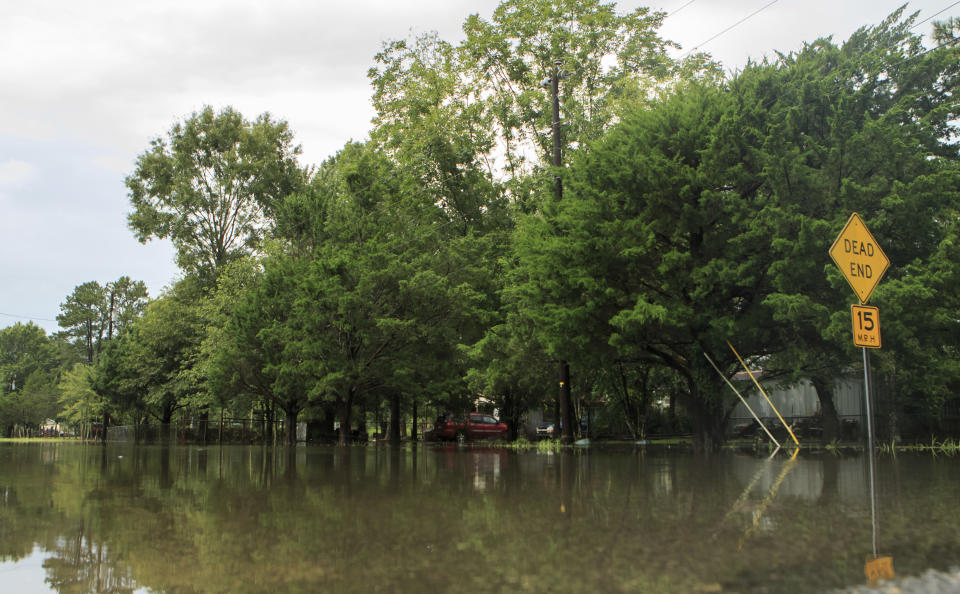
[427,413,508,442]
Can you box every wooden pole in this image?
[727,341,800,447]
[703,352,780,449]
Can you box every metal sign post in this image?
[862,341,875,454]
[830,213,895,576]
[829,212,889,450]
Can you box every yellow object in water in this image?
[864,556,894,585]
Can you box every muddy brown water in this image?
[1,442,958,593]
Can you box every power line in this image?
[682,0,781,59]
[666,0,697,18]
[911,0,960,30]
[907,34,960,60]
[0,311,58,323]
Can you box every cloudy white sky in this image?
[1,0,955,335]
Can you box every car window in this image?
[483,416,497,424]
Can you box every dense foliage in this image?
[4,2,959,450]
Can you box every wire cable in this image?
[682,0,781,59]
[667,0,697,18]
[911,0,960,30]
[0,311,57,323]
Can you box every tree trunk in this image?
[877,371,899,444]
[553,399,560,438]
[266,404,275,445]
[389,392,401,445]
[503,389,520,441]
[559,361,573,444]
[411,399,418,442]
[198,408,209,444]
[307,402,337,442]
[667,393,677,433]
[811,376,840,444]
[101,411,109,443]
[688,399,725,453]
[618,361,640,440]
[683,364,725,454]
[107,290,116,341]
[636,368,653,441]
[678,357,726,454]
[357,412,367,441]
[86,322,94,364]
[284,408,298,446]
[161,404,173,426]
[337,390,354,447]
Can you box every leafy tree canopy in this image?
[126,106,308,283]
[56,277,148,363]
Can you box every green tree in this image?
[725,9,960,441]
[370,32,505,231]
[462,315,553,439]
[57,363,102,438]
[197,256,264,418]
[365,0,713,442]
[56,281,106,363]
[0,323,63,436]
[459,0,679,179]
[369,30,518,437]
[511,8,960,450]
[93,279,204,428]
[513,80,765,451]
[218,254,309,444]
[221,142,483,445]
[56,277,148,363]
[126,105,307,282]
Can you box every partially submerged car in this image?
[425,412,508,442]
[536,423,555,439]
[535,418,589,439]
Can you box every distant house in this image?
[40,419,63,437]
[728,375,864,430]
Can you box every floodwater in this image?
[1,443,958,593]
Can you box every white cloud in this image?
[0,0,503,168]
[0,160,35,187]
[0,0,955,330]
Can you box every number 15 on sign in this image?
[852,305,881,349]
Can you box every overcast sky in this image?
[1,0,955,335]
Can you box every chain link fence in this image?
[106,417,297,445]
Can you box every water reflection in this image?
[864,442,896,586]
[0,444,958,593]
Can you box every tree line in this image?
[2,1,958,451]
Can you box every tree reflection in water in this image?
[0,444,958,593]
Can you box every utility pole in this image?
[551,58,574,445]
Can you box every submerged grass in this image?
[0,437,77,444]
[886,438,960,455]
[536,439,562,453]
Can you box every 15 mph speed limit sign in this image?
[851,305,881,349]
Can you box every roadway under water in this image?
[1,442,958,593]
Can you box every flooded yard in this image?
[1,442,959,593]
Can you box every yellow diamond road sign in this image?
[829,212,889,304]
